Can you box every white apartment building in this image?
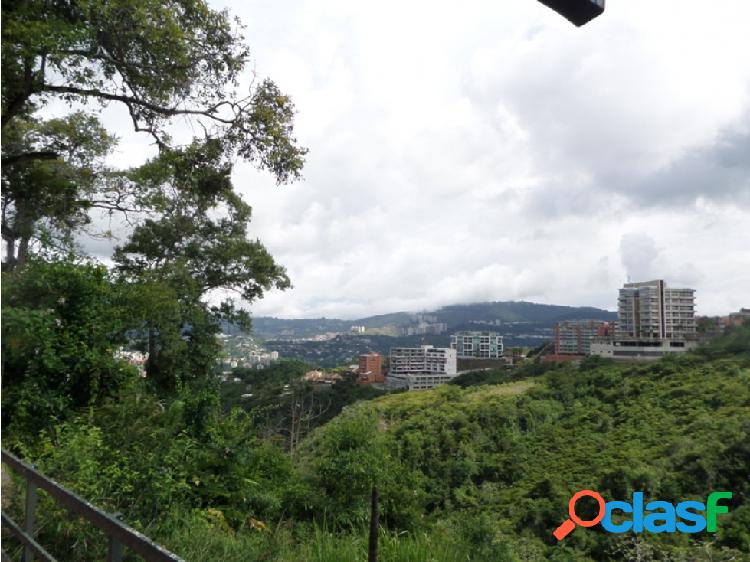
[388,345,457,390]
[450,331,504,359]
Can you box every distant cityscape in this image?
[216,333,280,377]
[83,282,735,393]
[199,279,748,394]
[112,281,747,391]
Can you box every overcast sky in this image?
[103,0,750,318]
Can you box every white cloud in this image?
[620,233,661,282]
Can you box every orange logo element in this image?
[553,489,605,540]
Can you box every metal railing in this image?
[1,450,184,562]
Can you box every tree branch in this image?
[1,60,36,129]
[43,84,237,124]
[2,151,60,166]
[56,48,194,73]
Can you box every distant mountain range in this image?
[241,301,616,339]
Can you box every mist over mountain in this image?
[245,301,616,339]
[432,301,615,324]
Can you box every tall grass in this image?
[159,512,474,562]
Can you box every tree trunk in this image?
[16,235,30,269]
[146,326,158,382]
[3,236,17,271]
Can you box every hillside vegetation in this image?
[295,338,750,561]
[3,321,749,561]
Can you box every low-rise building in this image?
[303,370,341,384]
[388,345,457,390]
[114,349,148,377]
[554,320,613,355]
[590,338,698,360]
[721,308,750,328]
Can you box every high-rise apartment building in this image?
[358,352,383,384]
[591,279,697,361]
[616,280,696,340]
[450,331,504,359]
[389,346,457,390]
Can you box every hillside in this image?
[296,336,750,561]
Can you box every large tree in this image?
[2,1,306,396]
[1,0,307,268]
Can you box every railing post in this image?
[107,537,123,562]
[23,480,38,562]
[107,513,124,562]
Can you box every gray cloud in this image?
[621,120,750,206]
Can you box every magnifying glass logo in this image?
[553,490,606,541]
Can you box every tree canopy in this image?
[2,0,307,270]
[2,0,305,178]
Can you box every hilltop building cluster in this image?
[383,330,507,391]
[218,333,280,373]
[542,279,699,362]
[347,314,447,337]
[384,278,706,390]
[400,321,448,336]
[215,278,742,392]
